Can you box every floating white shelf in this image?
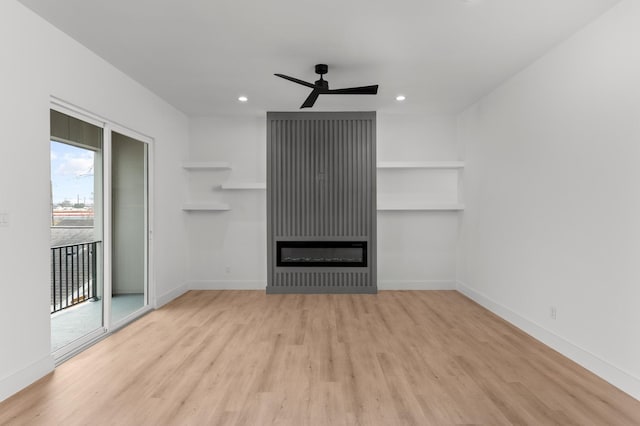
[377,203,465,211]
[182,161,231,170]
[221,182,266,190]
[377,161,464,169]
[182,203,230,211]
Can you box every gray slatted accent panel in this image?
[270,118,372,237]
[267,112,377,294]
[271,272,369,289]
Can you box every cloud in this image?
[56,153,94,177]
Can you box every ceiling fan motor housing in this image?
[314,64,329,88]
[315,64,328,75]
[315,79,329,89]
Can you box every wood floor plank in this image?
[1,290,639,425]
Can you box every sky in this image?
[50,141,95,205]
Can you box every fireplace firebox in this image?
[277,241,367,267]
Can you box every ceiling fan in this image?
[275,64,379,109]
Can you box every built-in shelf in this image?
[377,161,464,169]
[182,161,231,170]
[182,203,230,211]
[221,182,266,190]
[377,203,465,211]
[377,160,464,212]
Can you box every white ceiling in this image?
[19,0,619,116]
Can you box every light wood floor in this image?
[1,291,639,425]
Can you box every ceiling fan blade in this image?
[327,85,379,95]
[274,73,316,89]
[301,89,321,108]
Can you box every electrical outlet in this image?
[225,266,231,274]
[550,306,557,320]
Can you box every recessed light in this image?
[238,96,248,102]
[396,95,406,102]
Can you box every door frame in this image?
[50,97,155,360]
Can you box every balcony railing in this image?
[51,241,99,314]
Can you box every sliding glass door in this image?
[50,103,152,360]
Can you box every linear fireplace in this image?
[277,241,367,267]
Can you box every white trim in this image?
[52,328,108,365]
[109,122,153,145]
[0,355,55,402]
[377,203,465,211]
[378,280,456,290]
[103,125,113,330]
[50,98,105,128]
[182,203,230,211]
[182,162,231,170]
[456,281,640,401]
[155,283,189,308]
[191,280,455,291]
[220,182,266,190]
[147,139,155,308]
[377,161,465,169]
[189,280,267,290]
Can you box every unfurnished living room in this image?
[1,0,640,424]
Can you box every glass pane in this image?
[277,241,367,267]
[281,247,364,263]
[50,136,103,353]
[111,132,147,324]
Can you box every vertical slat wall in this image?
[267,112,376,293]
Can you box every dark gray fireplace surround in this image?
[267,111,377,294]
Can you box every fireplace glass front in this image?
[277,241,367,267]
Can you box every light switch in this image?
[0,211,9,227]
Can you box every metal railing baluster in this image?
[50,241,101,314]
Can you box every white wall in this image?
[187,113,461,290]
[187,115,267,289]
[457,0,640,399]
[377,113,461,289]
[0,0,189,401]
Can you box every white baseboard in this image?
[190,280,455,291]
[189,280,267,290]
[155,283,189,308]
[378,280,456,290]
[456,281,640,401]
[187,280,455,291]
[0,355,55,402]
